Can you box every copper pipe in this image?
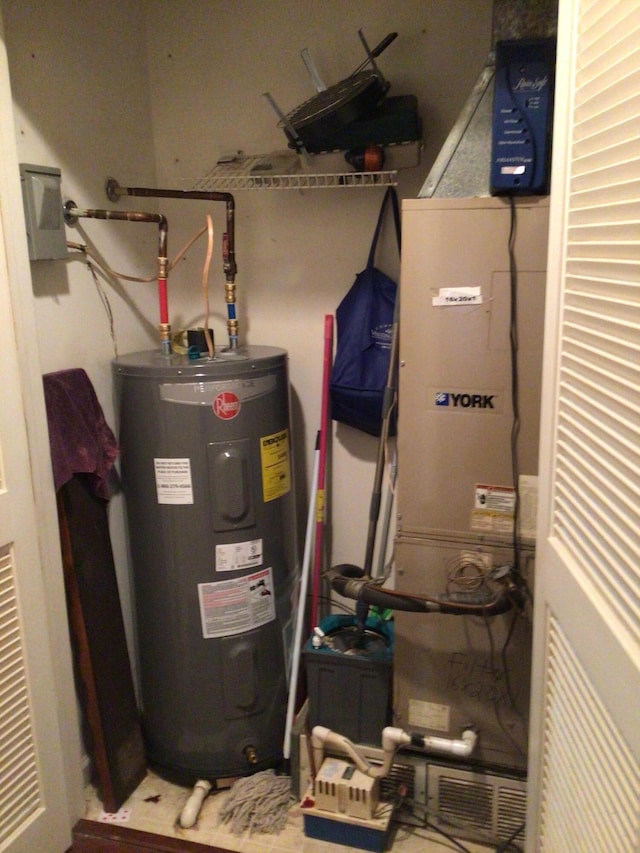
[106,179,236,281]
[63,202,170,353]
[106,179,238,349]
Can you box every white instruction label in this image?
[474,484,516,513]
[432,286,482,307]
[198,567,275,639]
[408,699,450,733]
[215,539,263,572]
[154,458,193,504]
[471,483,516,534]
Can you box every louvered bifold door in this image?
[0,16,73,850]
[527,1,640,851]
[0,548,41,845]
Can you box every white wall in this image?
[3,0,160,674]
[2,0,493,703]
[141,0,494,587]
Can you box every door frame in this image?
[0,12,83,851]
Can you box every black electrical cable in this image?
[411,820,524,853]
[500,607,527,719]
[481,611,527,758]
[83,254,118,358]
[392,791,526,852]
[507,196,522,577]
[422,822,476,853]
[495,820,526,852]
[316,594,354,616]
[498,197,532,746]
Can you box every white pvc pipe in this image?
[311,725,374,777]
[311,725,411,779]
[311,724,478,781]
[178,779,212,828]
[283,440,321,761]
[420,728,478,758]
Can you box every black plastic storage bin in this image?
[304,614,394,746]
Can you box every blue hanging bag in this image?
[330,187,401,436]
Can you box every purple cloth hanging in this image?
[43,368,118,500]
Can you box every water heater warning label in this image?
[260,429,291,502]
[154,458,194,504]
[198,567,275,639]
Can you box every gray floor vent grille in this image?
[381,761,417,803]
[439,776,494,832]
[429,765,526,846]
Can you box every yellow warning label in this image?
[260,428,291,502]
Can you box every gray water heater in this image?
[113,346,297,783]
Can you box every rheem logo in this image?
[213,391,240,420]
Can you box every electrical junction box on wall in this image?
[19,163,68,260]
[490,39,556,195]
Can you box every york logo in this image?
[435,392,495,409]
[213,391,240,420]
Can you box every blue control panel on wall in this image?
[490,38,556,195]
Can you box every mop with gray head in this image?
[217,770,294,835]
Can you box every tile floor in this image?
[84,770,497,853]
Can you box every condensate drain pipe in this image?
[311,724,478,781]
[178,779,212,829]
[106,179,239,350]
[63,202,171,355]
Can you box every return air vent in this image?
[439,775,493,831]
[381,759,417,803]
[497,785,528,841]
[428,764,526,846]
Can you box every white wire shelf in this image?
[189,156,397,191]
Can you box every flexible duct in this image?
[326,563,520,617]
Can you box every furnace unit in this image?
[394,196,549,775]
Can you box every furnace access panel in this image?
[397,196,549,542]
